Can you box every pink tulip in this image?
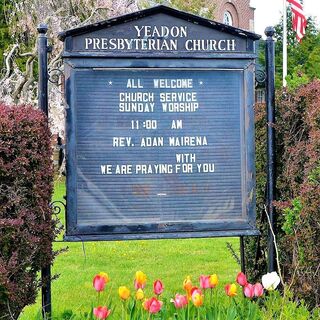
[253,283,264,297]
[236,272,248,287]
[143,297,163,314]
[93,306,111,319]
[199,275,210,289]
[93,275,106,292]
[243,283,254,299]
[153,279,164,295]
[171,294,188,308]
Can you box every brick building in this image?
[214,0,255,31]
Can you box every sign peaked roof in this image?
[58,5,260,41]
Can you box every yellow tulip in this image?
[209,274,218,287]
[225,283,237,297]
[191,291,204,307]
[98,272,110,284]
[183,276,193,299]
[183,276,192,291]
[135,271,147,289]
[118,286,130,300]
[136,288,144,300]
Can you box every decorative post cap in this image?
[264,26,275,38]
[37,23,48,34]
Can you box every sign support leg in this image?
[240,236,246,274]
[37,23,52,318]
[265,27,276,273]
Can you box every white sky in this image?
[251,0,320,36]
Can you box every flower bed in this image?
[55,270,319,320]
[88,270,277,319]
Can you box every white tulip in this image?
[261,272,280,291]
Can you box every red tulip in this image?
[93,275,106,292]
[153,279,164,295]
[243,283,254,299]
[93,306,111,319]
[171,294,188,308]
[236,272,248,287]
[199,275,210,289]
[253,283,264,297]
[143,297,163,314]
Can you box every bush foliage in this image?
[246,80,320,308]
[0,104,59,318]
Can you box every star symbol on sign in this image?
[108,81,113,85]
[199,81,203,85]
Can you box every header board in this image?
[61,6,260,241]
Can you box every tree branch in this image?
[0,44,19,86]
[78,7,109,26]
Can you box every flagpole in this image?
[283,0,287,87]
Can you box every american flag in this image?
[287,0,307,42]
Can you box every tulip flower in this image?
[98,272,109,284]
[93,306,111,319]
[118,286,130,300]
[134,271,147,289]
[253,283,264,297]
[93,275,107,292]
[225,283,237,297]
[236,272,248,287]
[143,297,163,314]
[243,283,254,299]
[153,279,164,295]
[171,293,188,309]
[183,276,193,298]
[262,272,280,291]
[199,275,210,289]
[209,274,218,288]
[191,288,203,307]
[135,288,144,300]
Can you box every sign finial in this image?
[37,23,48,34]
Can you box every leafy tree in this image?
[273,8,320,88]
[0,0,12,68]
[143,0,216,19]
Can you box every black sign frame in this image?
[61,5,260,241]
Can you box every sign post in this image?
[37,23,52,318]
[265,26,276,272]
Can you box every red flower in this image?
[253,283,264,297]
[171,294,188,308]
[243,283,254,299]
[153,280,164,295]
[199,275,210,289]
[93,306,111,319]
[236,272,248,287]
[143,297,163,314]
[93,275,106,292]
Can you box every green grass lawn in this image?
[19,180,241,319]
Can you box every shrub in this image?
[0,104,59,318]
[245,80,320,307]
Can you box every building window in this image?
[223,11,233,26]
